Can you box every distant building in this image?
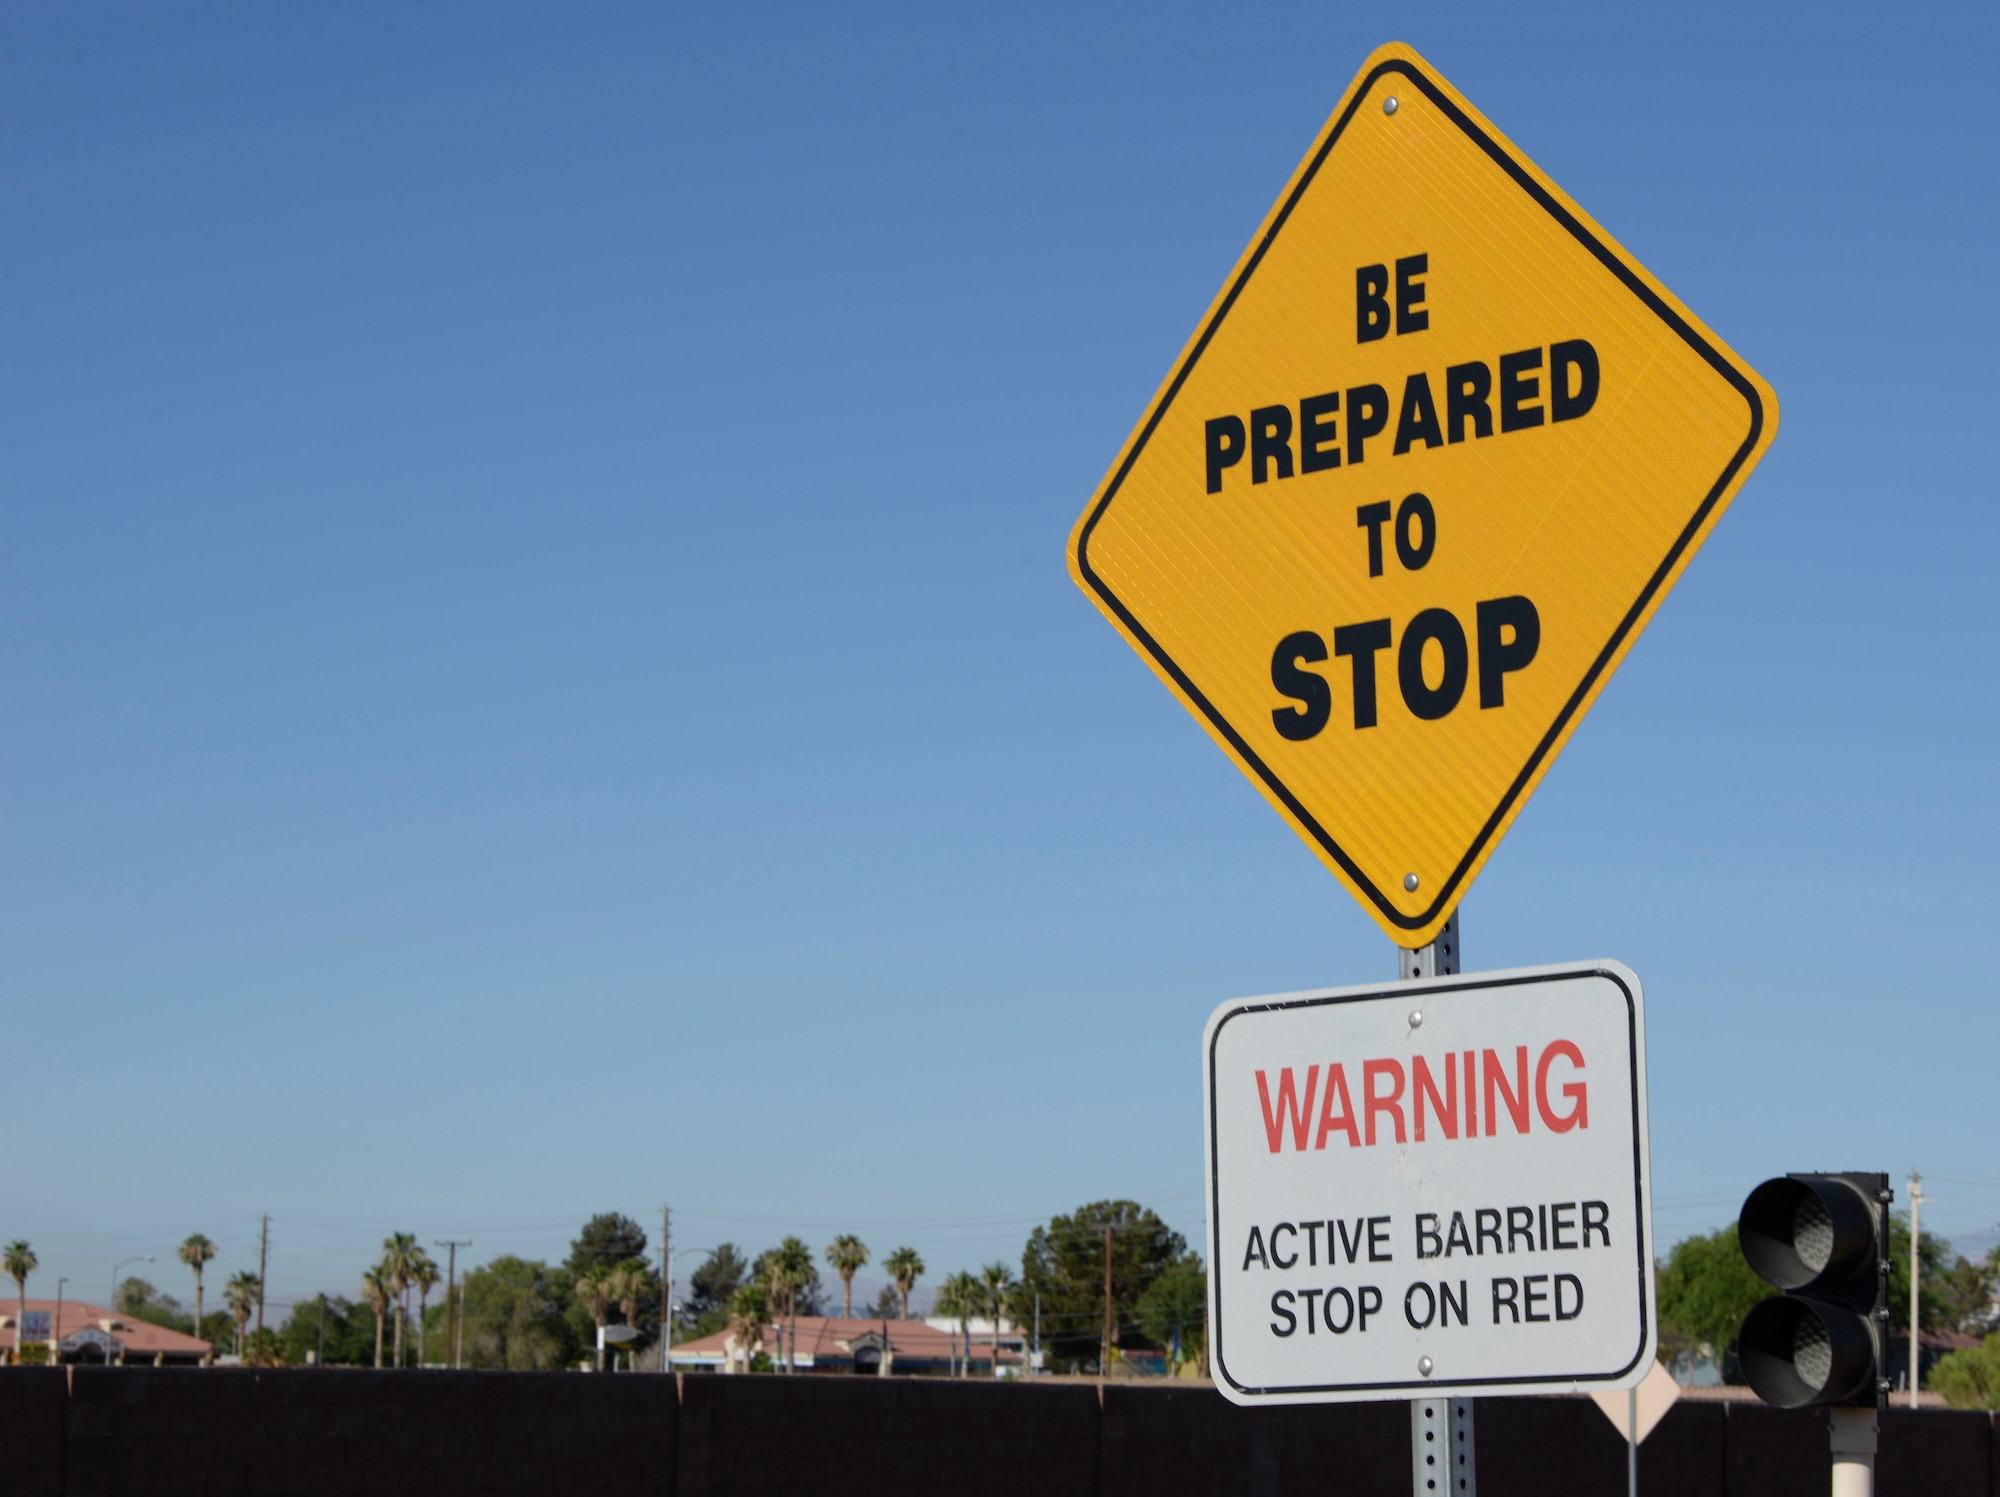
[3,1300,211,1366]
[671,1315,1023,1376]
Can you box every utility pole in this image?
[435,1241,471,1372]
[255,1216,269,1362]
[1403,912,1475,1497]
[1907,1172,1923,1409]
[316,1295,326,1367]
[1101,1224,1114,1376]
[1034,1293,1041,1379]
[660,1206,671,1374]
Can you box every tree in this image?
[1136,1254,1207,1369]
[115,1280,191,1333]
[882,1246,924,1321]
[223,1271,261,1361]
[458,1257,577,1371]
[864,1283,902,1320]
[4,1242,36,1365]
[686,1244,748,1339]
[825,1235,869,1318]
[178,1234,216,1363]
[752,1241,824,1318]
[605,1257,659,1354]
[577,1265,616,1371]
[725,1285,768,1375]
[411,1250,441,1367]
[378,1232,421,1368]
[757,1238,817,1372]
[279,1294,375,1368]
[196,1309,235,1352]
[1887,1209,1957,1332]
[980,1262,1015,1377]
[361,1266,393,1369]
[1655,1225,1775,1380]
[564,1214,649,1280]
[1931,1333,2000,1410]
[1017,1201,1186,1372]
[114,1277,157,1314]
[1935,1255,1999,1334]
[936,1272,978,1378]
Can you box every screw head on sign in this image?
[1403,873,1419,892]
[1408,1010,1423,1029]
[1383,96,1399,115]
[1418,1356,1434,1377]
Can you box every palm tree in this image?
[979,1262,1015,1378]
[380,1232,419,1368]
[4,1242,36,1366]
[936,1271,978,1378]
[883,1246,923,1321]
[577,1265,614,1371]
[177,1234,216,1366]
[725,1284,768,1375]
[361,1267,392,1369]
[825,1236,869,1319]
[607,1257,652,1360]
[765,1238,814,1373]
[223,1272,260,1362]
[410,1250,440,1369]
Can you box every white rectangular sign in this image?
[1204,961,1655,1405]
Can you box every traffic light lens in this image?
[1793,1312,1832,1390]
[1792,1193,1833,1275]
[1740,1176,1873,1290]
[1739,1296,1874,1407]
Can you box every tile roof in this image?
[2,1299,211,1357]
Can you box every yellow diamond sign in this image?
[1068,43,1777,948]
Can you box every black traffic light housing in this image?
[1735,1172,1890,1409]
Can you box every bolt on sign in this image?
[1067,43,1778,947]
[1203,963,1654,1404]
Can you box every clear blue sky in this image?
[3,1,1995,1317]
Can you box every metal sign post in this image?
[1067,34,1758,1488]
[1404,915,1473,1496]
[1412,1396,1476,1497]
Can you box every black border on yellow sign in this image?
[1073,57,1766,932]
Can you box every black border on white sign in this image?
[1204,962,1651,1402]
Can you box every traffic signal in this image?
[1734,1173,1890,1408]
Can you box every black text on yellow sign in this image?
[1067,42,1777,947]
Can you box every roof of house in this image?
[2,1299,211,1356]
[674,1315,1018,1364]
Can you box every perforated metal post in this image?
[1398,910,1458,980]
[1404,914,1471,1495]
[1411,1396,1476,1495]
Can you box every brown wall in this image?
[2,1368,1992,1497]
